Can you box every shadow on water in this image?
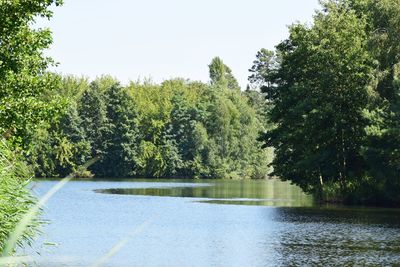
[94,179,314,207]
[271,207,400,266]
[274,206,400,226]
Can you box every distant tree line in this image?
[28,58,272,179]
[250,0,400,205]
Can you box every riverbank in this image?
[318,183,400,208]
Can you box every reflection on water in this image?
[94,179,313,207]
[274,207,400,266]
[275,206,400,225]
[29,179,400,266]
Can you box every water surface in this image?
[94,179,312,207]
[26,179,400,266]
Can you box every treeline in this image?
[29,58,272,179]
[250,0,400,205]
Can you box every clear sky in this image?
[40,0,320,88]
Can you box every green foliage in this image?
[28,76,91,177]
[0,0,64,150]
[355,0,400,205]
[0,0,62,255]
[256,0,400,205]
[0,140,41,254]
[209,57,240,91]
[78,78,110,156]
[248,48,280,90]
[127,76,267,179]
[98,83,139,177]
[32,62,270,179]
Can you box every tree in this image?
[125,75,269,179]
[27,76,93,177]
[78,79,110,157]
[349,0,400,204]
[101,84,139,177]
[209,57,240,90]
[248,48,280,90]
[0,0,64,150]
[260,0,374,198]
[30,69,270,180]
[165,92,197,176]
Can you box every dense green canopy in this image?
[30,60,272,179]
[253,0,400,205]
[0,0,64,149]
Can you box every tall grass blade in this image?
[2,156,100,257]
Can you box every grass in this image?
[1,174,74,256]
[1,155,99,256]
[0,140,41,256]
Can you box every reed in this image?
[0,140,41,256]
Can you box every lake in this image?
[25,179,400,266]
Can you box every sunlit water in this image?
[25,179,400,266]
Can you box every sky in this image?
[39,0,320,88]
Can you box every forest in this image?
[0,0,400,257]
[27,63,272,180]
